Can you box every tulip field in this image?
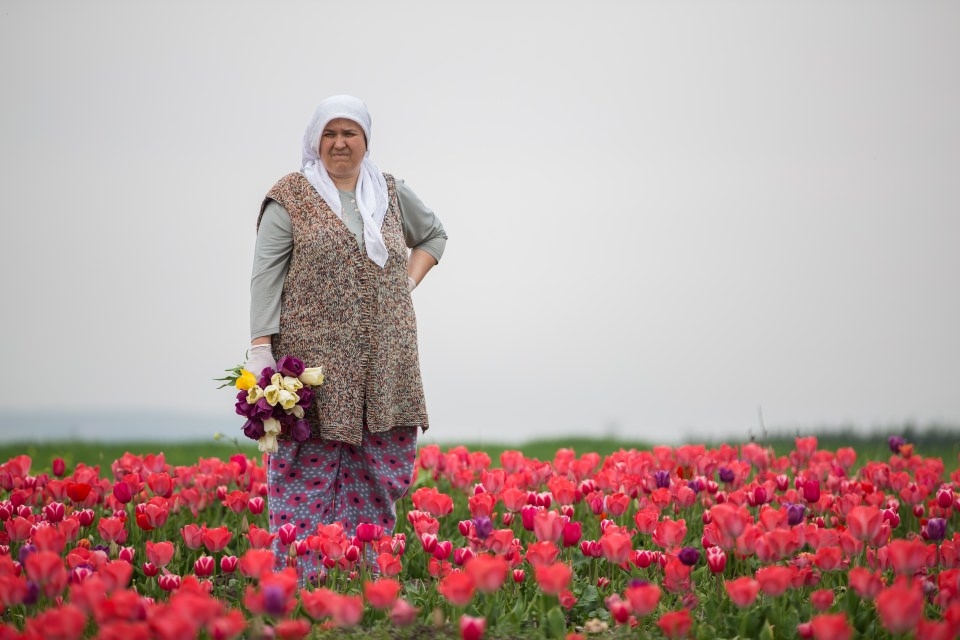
[1,436,959,639]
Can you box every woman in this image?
[245,95,447,578]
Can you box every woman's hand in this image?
[244,343,277,378]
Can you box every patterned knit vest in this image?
[257,172,429,446]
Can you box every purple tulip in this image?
[257,368,276,388]
[786,503,806,526]
[253,397,274,420]
[242,419,265,441]
[718,467,735,483]
[687,479,702,494]
[23,581,39,606]
[291,419,311,442]
[18,544,37,566]
[925,517,947,542]
[277,355,306,378]
[262,583,287,617]
[678,547,700,566]
[297,387,315,407]
[473,516,493,540]
[654,470,671,489]
[278,412,297,429]
[888,436,906,454]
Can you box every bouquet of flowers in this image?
[216,355,324,454]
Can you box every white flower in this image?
[277,390,298,411]
[263,385,280,406]
[299,367,324,386]
[258,433,278,454]
[282,376,303,393]
[262,417,282,436]
[271,372,284,388]
[246,386,264,404]
[291,405,305,419]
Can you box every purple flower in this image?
[786,503,806,526]
[925,517,947,542]
[628,578,649,588]
[718,467,735,483]
[297,386,315,407]
[23,581,39,606]
[277,355,305,378]
[888,436,906,454]
[473,516,493,540]
[242,419,265,441]
[262,583,287,617]
[291,419,311,442]
[678,547,700,566]
[278,412,297,429]
[654,470,671,489]
[257,368,276,388]
[18,544,36,566]
[234,398,256,418]
[687,479,702,494]
[253,398,274,420]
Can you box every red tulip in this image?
[810,588,834,611]
[847,567,884,599]
[465,554,508,593]
[248,496,265,514]
[194,555,215,577]
[389,598,420,626]
[706,546,727,573]
[438,571,475,607]
[220,555,239,574]
[725,577,761,607]
[625,582,661,616]
[376,552,403,577]
[364,578,401,609]
[459,614,486,640]
[756,565,795,597]
[876,578,924,635]
[810,613,852,640]
[202,526,232,553]
[657,609,693,639]
[534,562,573,596]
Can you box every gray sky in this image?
[1,1,958,446]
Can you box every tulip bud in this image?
[277,523,298,546]
[248,497,265,515]
[51,458,66,478]
[118,546,136,563]
[194,556,215,577]
[937,487,954,510]
[501,512,514,526]
[112,482,133,505]
[707,546,727,573]
[882,508,901,529]
[356,523,383,543]
[453,547,475,566]
[216,486,228,500]
[457,520,473,537]
[344,545,361,563]
[220,555,238,573]
[42,502,65,524]
[76,509,95,527]
[419,533,438,554]
[512,569,525,583]
[158,574,181,591]
[913,504,924,518]
[433,540,452,561]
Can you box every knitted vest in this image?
[257,172,429,446]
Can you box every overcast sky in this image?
[1,1,958,447]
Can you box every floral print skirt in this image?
[265,426,418,578]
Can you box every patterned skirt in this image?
[265,426,418,579]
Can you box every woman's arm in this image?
[397,179,447,288]
[250,200,293,343]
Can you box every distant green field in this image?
[2,427,956,475]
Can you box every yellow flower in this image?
[277,390,298,411]
[246,386,264,404]
[282,376,303,393]
[299,367,324,386]
[263,385,280,406]
[235,369,257,391]
[258,433,278,454]
[263,417,281,435]
[291,405,305,419]
[270,372,284,388]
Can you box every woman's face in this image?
[319,118,367,182]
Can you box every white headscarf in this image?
[301,95,390,268]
